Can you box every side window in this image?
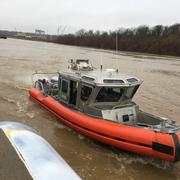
[62,80,68,94]
[81,85,92,101]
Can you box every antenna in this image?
[100,46,103,71]
[115,30,119,72]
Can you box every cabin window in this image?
[82,76,95,81]
[96,87,123,102]
[96,85,139,102]
[103,79,124,84]
[81,85,92,101]
[127,78,138,83]
[122,85,139,100]
[62,80,68,94]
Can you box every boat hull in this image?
[29,88,180,162]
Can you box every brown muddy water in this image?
[0,38,180,180]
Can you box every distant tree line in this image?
[54,24,180,56]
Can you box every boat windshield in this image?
[96,85,139,102]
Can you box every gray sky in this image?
[0,0,180,34]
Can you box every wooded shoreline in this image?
[54,24,180,57]
[1,24,180,57]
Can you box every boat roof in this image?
[60,68,142,87]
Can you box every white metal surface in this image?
[0,121,81,180]
[102,105,137,124]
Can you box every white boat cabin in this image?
[35,59,142,125]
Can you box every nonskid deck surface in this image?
[136,111,180,133]
[137,111,162,125]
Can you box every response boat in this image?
[29,59,180,162]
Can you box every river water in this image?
[0,38,180,180]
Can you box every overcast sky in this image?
[0,0,180,34]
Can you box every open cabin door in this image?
[60,79,70,103]
[60,78,78,106]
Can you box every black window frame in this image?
[80,84,93,101]
[95,85,139,102]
